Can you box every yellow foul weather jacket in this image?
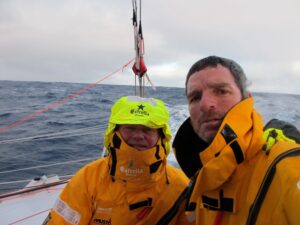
[173,97,300,225]
[46,133,194,225]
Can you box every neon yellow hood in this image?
[104,96,172,154]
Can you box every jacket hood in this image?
[104,96,172,155]
[173,98,265,178]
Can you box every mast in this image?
[132,0,148,97]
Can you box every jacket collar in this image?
[108,132,167,188]
[174,98,265,212]
[173,98,264,178]
[173,117,208,178]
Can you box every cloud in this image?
[1,0,300,94]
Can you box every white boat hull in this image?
[0,177,67,225]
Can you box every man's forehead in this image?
[188,67,235,86]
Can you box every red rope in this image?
[213,211,224,225]
[8,208,51,225]
[0,58,134,133]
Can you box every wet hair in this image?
[185,56,249,99]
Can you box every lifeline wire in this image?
[0,157,97,174]
[0,125,102,144]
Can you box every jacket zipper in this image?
[246,147,300,225]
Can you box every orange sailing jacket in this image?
[46,133,194,225]
[173,98,300,225]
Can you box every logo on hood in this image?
[130,104,149,116]
[120,160,144,177]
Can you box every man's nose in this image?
[199,93,216,112]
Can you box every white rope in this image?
[0,157,98,174]
[0,125,103,144]
[0,175,73,186]
[0,179,32,185]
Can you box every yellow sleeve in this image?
[46,167,94,225]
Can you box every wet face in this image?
[119,125,160,151]
[186,65,242,143]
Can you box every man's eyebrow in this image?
[187,83,230,96]
[208,82,231,89]
[187,90,201,99]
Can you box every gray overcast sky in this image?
[1,0,300,94]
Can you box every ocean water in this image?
[0,80,299,194]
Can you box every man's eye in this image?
[216,89,228,95]
[189,95,201,103]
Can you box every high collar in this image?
[175,98,265,212]
[173,98,264,179]
[173,117,208,178]
[108,132,167,188]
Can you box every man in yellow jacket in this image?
[44,96,195,225]
[172,55,300,225]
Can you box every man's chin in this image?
[199,130,218,143]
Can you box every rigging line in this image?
[8,208,51,225]
[0,131,91,144]
[0,130,100,144]
[0,179,34,185]
[0,142,98,162]
[0,138,102,162]
[0,175,74,186]
[139,0,142,24]
[0,175,73,186]
[58,174,73,179]
[0,157,98,174]
[132,0,137,22]
[0,144,102,165]
[0,127,99,144]
[133,1,139,67]
[132,0,144,97]
[0,58,134,134]
[3,157,54,165]
[0,125,101,144]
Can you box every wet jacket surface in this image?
[173,98,300,225]
[47,133,194,225]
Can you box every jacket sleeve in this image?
[280,156,300,225]
[45,167,94,225]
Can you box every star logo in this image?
[129,104,149,116]
[137,104,145,111]
[128,160,136,169]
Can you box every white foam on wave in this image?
[167,104,188,167]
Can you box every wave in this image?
[0,80,299,193]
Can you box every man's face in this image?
[186,65,243,143]
[119,125,159,150]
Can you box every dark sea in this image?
[0,80,299,194]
